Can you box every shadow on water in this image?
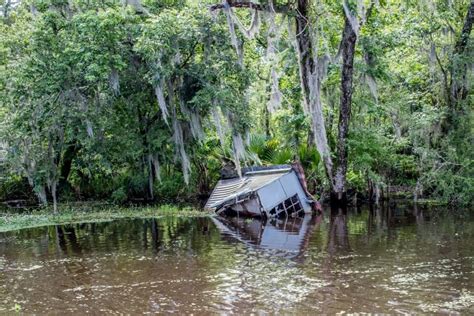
[0,203,473,314]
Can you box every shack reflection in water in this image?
[212,214,323,258]
[212,208,356,259]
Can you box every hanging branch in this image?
[209,0,335,186]
[209,1,289,13]
[233,8,260,39]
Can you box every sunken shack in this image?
[205,164,315,218]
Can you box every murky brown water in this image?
[1,204,473,314]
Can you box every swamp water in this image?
[0,204,473,314]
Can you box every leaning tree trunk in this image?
[295,0,334,188]
[332,17,357,206]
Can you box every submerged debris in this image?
[205,164,318,219]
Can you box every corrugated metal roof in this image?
[242,164,292,174]
[205,168,291,210]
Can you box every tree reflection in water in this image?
[327,208,351,255]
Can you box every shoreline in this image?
[0,199,466,233]
[0,204,209,233]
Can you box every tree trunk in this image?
[147,153,155,201]
[325,88,336,136]
[59,140,80,191]
[445,1,473,130]
[37,185,48,206]
[450,1,473,107]
[264,103,270,138]
[2,0,11,19]
[51,181,58,214]
[295,0,334,187]
[137,101,154,201]
[332,17,357,206]
[295,0,314,109]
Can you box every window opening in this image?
[267,194,304,218]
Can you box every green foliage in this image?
[0,0,472,206]
[247,134,277,163]
[111,187,128,204]
[154,175,190,202]
[0,175,32,201]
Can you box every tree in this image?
[1,0,472,207]
[210,0,373,205]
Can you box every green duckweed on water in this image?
[0,204,208,232]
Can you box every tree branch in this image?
[178,40,200,70]
[454,1,474,55]
[431,40,450,107]
[209,1,289,14]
